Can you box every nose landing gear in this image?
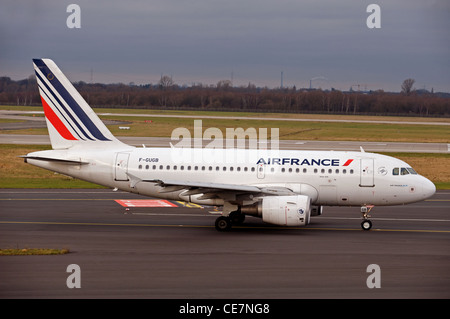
[361,205,374,230]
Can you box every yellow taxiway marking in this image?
[1,220,449,233]
[175,201,204,208]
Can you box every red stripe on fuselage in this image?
[343,159,354,166]
[40,96,77,140]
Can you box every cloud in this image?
[0,0,448,91]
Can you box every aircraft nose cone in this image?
[422,178,436,199]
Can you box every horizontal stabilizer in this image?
[20,155,89,165]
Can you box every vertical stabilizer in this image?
[33,58,124,149]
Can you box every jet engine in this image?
[242,195,311,226]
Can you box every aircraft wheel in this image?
[215,217,232,231]
[361,220,372,231]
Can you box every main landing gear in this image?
[361,205,374,230]
[215,211,245,231]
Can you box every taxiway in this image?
[0,189,449,299]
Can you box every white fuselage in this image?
[26,146,436,207]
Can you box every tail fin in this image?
[33,58,124,149]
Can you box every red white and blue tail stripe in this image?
[33,58,121,149]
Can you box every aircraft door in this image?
[360,158,374,187]
[115,153,130,181]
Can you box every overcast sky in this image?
[1,0,449,92]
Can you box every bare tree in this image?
[216,80,232,90]
[401,78,415,95]
[158,75,174,90]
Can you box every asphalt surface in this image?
[1,134,448,153]
[1,189,449,299]
[2,109,450,126]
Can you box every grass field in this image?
[104,116,450,143]
[2,105,450,143]
[0,248,69,256]
[0,144,105,189]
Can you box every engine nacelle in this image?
[261,195,311,226]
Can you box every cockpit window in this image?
[394,167,418,176]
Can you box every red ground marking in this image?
[115,200,178,208]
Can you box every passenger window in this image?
[393,168,399,175]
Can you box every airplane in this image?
[23,58,436,231]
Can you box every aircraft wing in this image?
[126,173,295,197]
